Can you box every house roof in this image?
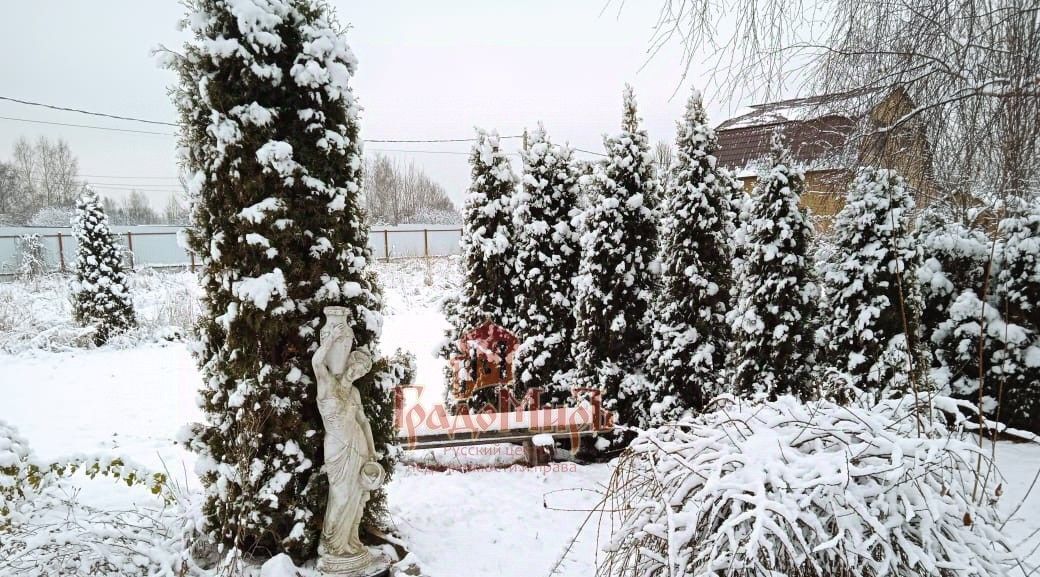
[715,90,880,174]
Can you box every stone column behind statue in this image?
[312,306,387,576]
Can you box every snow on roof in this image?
[715,89,890,173]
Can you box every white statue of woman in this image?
[312,306,385,576]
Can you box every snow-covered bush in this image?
[600,395,1011,577]
[168,0,399,560]
[729,133,818,400]
[932,290,1027,416]
[512,125,581,405]
[991,202,1040,432]
[0,270,199,354]
[15,234,47,282]
[916,211,994,365]
[0,420,201,577]
[27,205,76,227]
[645,89,732,424]
[822,168,927,395]
[0,421,34,523]
[71,187,135,345]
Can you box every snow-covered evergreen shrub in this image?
[571,85,660,432]
[0,421,34,523]
[726,170,751,279]
[512,126,581,405]
[600,395,1011,577]
[916,211,993,365]
[16,234,47,281]
[822,168,927,395]
[457,129,519,330]
[168,0,404,560]
[0,420,199,577]
[729,133,817,400]
[645,90,732,424]
[71,187,135,345]
[444,129,519,411]
[931,289,1027,419]
[992,202,1040,431]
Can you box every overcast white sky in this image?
[0,1,760,209]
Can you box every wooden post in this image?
[523,439,551,467]
[56,232,66,272]
[126,231,135,269]
[423,228,429,258]
[190,251,196,273]
[383,229,390,261]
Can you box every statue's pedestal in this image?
[318,550,390,577]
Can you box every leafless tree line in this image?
[0,136,189,226]
[102,191,189,226]
[642,0,1040,210]
[363,153,460,225]
[0,136,81,222]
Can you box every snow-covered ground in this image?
[0,258,614,576]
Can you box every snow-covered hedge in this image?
[600,395,1011,577]
[0,420,203,577]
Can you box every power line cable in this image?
[367,135,523,143]
[0,114,527,146]
[78,174,181,180]
[0,95,179,126]
[0,98,526,143]
[573,147,607,157]
[0,97,602,155]
[0,115,176,136]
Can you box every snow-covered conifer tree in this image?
[730,133,817,400]
[512,126,581,405]
[445,129,519,411]
[571,85,660,430]
[71,187,135,345]
[822,168,926,394]
[169,0,405,560]
[916,211,993,365]
[644,90,732,423]
[993,203,1040,431]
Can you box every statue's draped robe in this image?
[318,383,369,557]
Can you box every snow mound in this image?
[600,395,1011,577]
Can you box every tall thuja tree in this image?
[993,202,1040,431]
[822,168,927,395]
[512,126,581,405]
[445,129,519,411]
[916,210,993,366]
[71,187,135,345]
[572,85,659,430]
[169,0,405,561]
[644,90,732,424]
[730,133,818,400]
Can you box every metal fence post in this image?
[190,251,196,273]
[423,228,429,258]
[126,232,136,269]
[383,229,390,261]
[56,232,66,272]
